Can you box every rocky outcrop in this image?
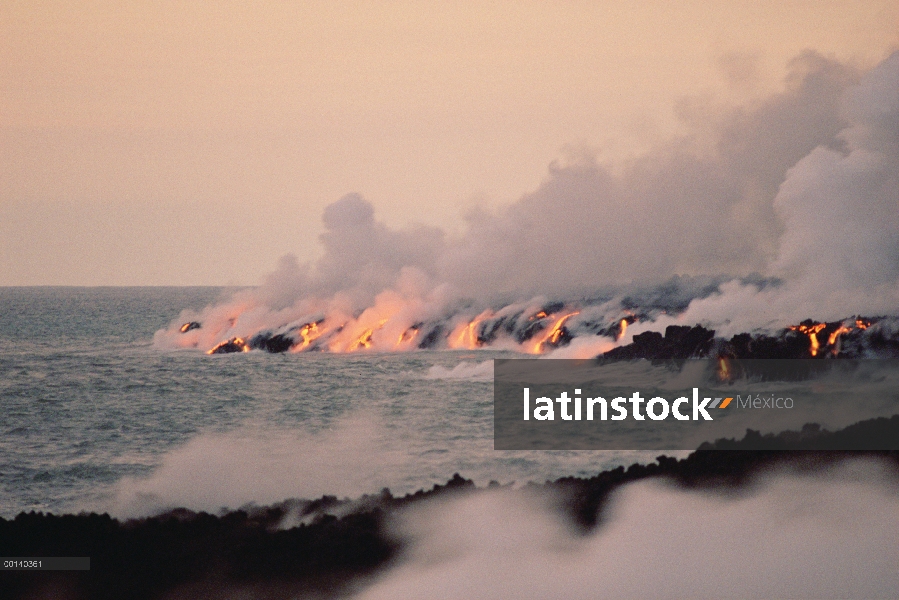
[603,325,715,359]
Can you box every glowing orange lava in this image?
[296,322,325,350]
[717,357,732,381]
[207,337,250,354]
[827,326,852,346]
[349,329,374,351]
[617,318,628,341]
[344,318,389,352]
[449,311,492,349]
[395,327,419,348]
[531,312,579,353]
[789,323,826,356]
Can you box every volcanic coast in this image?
[3,416,898,600]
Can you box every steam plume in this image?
[155,52,898,352]
[352,462,899,599]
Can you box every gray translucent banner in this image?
[494,359,899,450]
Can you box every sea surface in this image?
[0,287,654,518]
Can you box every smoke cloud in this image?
[107,414,411,517]
[157,51,897,349]
[281,51,861,303]
[353,461,899,599]
[678,51,899,334]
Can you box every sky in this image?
[1,1,897,286]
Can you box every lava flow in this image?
[448,311,493,350]
[207,337,250,355]
[294,322,320,349]
[789,322,826,356]
[395,326,419,349]
[335,318,389,352]
[162,288,896,360]
[530,312,579,354]
[717,356,732,381]
[787,318,877,357]
[617,318,628,341]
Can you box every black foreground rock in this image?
[2,416,898,600]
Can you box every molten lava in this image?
[717,356,732,381]
[207,337,250,355]
[449,311,492,349]
[827,326,852,346]
[343,318,389,352]
[297,322,325,350]
[617,318,628,341]
[395,327,419,348]
[531,312,579,353]
[349,329,374,351]
[789,323,826,356]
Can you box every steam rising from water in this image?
[155,52,898,352]
[677,52,899,335]
[109,415,407,517]
[354,461,899,600]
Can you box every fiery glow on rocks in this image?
[395,327,419,349]
[449,311,493,350]
[179,322,200,333]
[530,312,579,354]
[297,322,324,349]
[163,282,891,360]
[828,326,852,346]
[790,322,826,356]
[717,357,732,381]
[207,337,250,355]
[617,318,628,341]
[342,318,390,352]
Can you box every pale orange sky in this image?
[1,1,897,285]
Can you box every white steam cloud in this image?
[107,415,410,517]
[677,51,899,334]
[156,51,897,349]
[268,52,865,302]
[353,461,899,599]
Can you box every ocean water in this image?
[0,287,651,518]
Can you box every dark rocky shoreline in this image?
[3,415,898,600]
[602,318,899,360]
[204,312,899,359]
